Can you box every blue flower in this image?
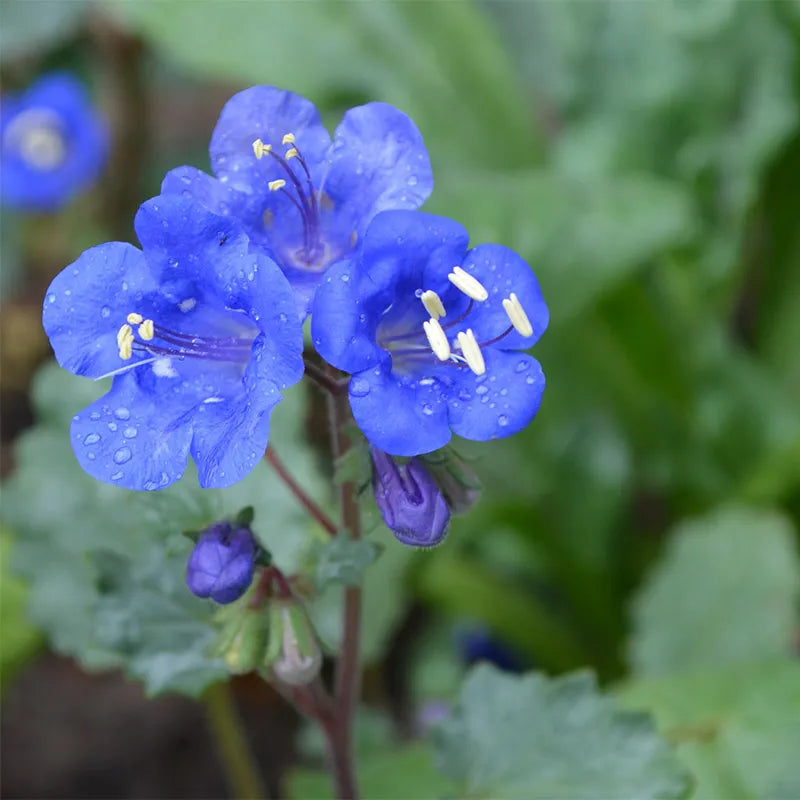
[42,194,304,490]
[312,211,548,456]
[161,85,432,316]
[1,72,108,211]
[186,522,257,604]
[371,447,450,548]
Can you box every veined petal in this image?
[161,165,242,218]
[446,350,545,441]
[325,103,433,237]
[349,358,451,456]
[70,373,193,491]
[210,86,331,194]
[43,242,159,379]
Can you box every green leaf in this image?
[433,664,690,799]
[2,363,328,695]
[629,506,800,676]
[0,0,87,62]
[290,742,451,800]
[105,0,540,168]
[617,661,800,800]
[314,534,380,590]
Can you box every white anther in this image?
[138,319,154,341]
[448,266,488,302]
[285,147,299,160]
[117,324,132,348]
[252,138,271,159]
[126,312,143,325]
[502,292,534,337]
[268,179,286,192]
[420,290,446,320]
[118,334,133,361]
[423,318,451,361]
[456,329,486,375]
[282,133,296,145]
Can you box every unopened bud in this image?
[186,522,257,604]
[371,448,450,547]
[265,600,322,686]
[222,608,268,674]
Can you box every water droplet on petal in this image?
[168,257,179,268]
[107,422,117,431]
[89,411,101,421]
[475,385,489,396]
[124,427,138,438]
[421,403,434,415]
[458,388,471,401]
[83,433,100,445]
[498,414,509,427]
[100,306,111,318]
[114,407,130,420]
[340,273,350,283]
[350,377,370,398]
[407,175,418,187]
[46,293,56,304]
[113,446,132,464]
[111,471,123,481]
[515,360,530,373]
[525,375,536,385]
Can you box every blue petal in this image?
[310,257,386,374]
[209,86,330,196]
[349,358,452,456]
[446,350,545,441]
[70,373,193,490]
[42,242,159,379]
[161,165,242,218]
[190,333,297,488]
[453,244,549,350]
[325,103,433,238]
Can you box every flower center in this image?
[3,107,67,170]
[378,268,535,377]
[253,133,329,269]
[100,308,257,380]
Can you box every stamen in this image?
[252,138,272,159]
[282,133,296,145]
[420,290,446,320]
[284,147,299,160]
[117,324,133,348]
[126,312,143,325]
[269,179,287,191]
[423,318,451,361]
[502,292,533,337]
[138,319,154,341]
[448,267,488,302]
[456,329,486,375]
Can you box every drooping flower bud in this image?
[265,600,322,686]
[370,448,450,547]
[186,522,257,604]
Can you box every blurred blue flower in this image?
[1,72,108,211]
[186,522,257,604]
[312,211,548,455]
[42,194,304,490]
[162,85,432,316]
[371,447,450,547]
[458,626,526,673]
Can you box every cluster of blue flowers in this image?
[41,84,548,560]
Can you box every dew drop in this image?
[124,427,138,438]
[458,388,471,401]
[421,403,434,416]
[111,471,123,481]
[168,257,179,268]
[107,422,118,432]
[475,385,489,396]
[113,446,132,464]
[340,273,350,282]
[89,411,101,421]
[515,360,530,373]
[100,306,111,318]
[525,375,536,384]
[46,293,56,304]
[500,388,508,396]
[350,377,370,398]
[114,407,131,420]
[279,313,288,323]
[87,453,96,460]
[143,480,158,491]
[498,414,509,427]
[83,433,100,445]
[407,175,418,186]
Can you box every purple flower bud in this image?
[371,448,450,547]
[186,522,256,604]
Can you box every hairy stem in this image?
[265,446,338,537]
[203,681,266,800]
[325,388,363,800]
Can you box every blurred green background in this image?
[2,1,799,798]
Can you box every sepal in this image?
[265,599,323,686]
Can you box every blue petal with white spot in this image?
[312,210,548,456]
[44,193,304,490]
[162,86,433,317]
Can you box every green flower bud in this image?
[222,608,268,675]
[265,600,322,686]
